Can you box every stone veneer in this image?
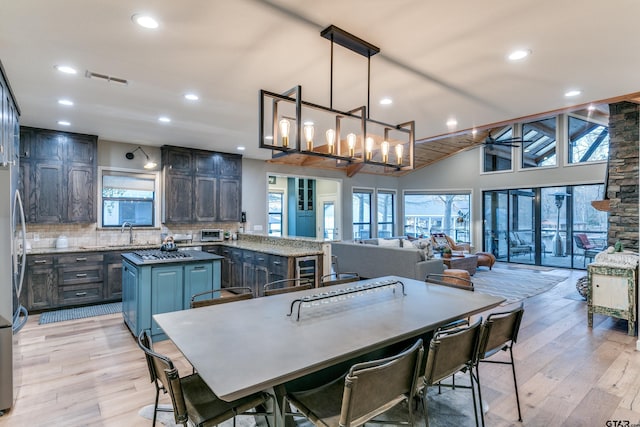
[607,101,639,251]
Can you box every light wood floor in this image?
[1,267,640,426]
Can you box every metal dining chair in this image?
[421,318,483,427]
[475,303,525,426]
[137,329,272,427]
[283,338,424,427]
[263,278,313,296]
[190,287,254,308]
[320,272,360,287]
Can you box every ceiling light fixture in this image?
[158,116,171,123]
[564,90,581,97]
[58,99,74,106]
[132,14,159,29]
[508,49,531,61]
[57,120,71,126]
[446,118,458,128]
[259,25,414,176]
[55,65,77,74]
[184,93,199,101]
[237,146,246,151]
[125,146,157,169]
[380,97,393,105]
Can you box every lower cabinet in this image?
[122,258,221,340]
[104,251,123,301]
[24,255,56,311]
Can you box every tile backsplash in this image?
[25,222,242,250]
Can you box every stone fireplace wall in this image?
[607,101,639,251]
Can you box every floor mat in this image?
[38,302,122,324]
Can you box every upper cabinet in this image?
[20,127,97,224]
[0,61,20,168]
[162,146,242,223]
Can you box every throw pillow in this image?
[378,238,400,248]
[400,238,413,248]
[431,233,450,250]
[412,238,434,260]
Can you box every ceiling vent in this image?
[84,70,128,85]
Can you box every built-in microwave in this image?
[201,229,224,242]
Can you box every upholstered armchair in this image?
[430,233,471,252]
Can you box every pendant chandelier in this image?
[259,25,415,176]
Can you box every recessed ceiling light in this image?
[446,118,458,128]
[57,120,71,126]
[265,136,273,140]
[587,104,596,111]
[564,90,581,97]
[508,49,531,61]
[380,97,393,105]
[471,129,478,136]
[303,121,314,126]
[184,93,199,101]
[55,65,77,74]
[132,14,159,29]
[58,99,74,106]
[237,146,246,151]
[158,116,171,123]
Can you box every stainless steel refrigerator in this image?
[0,84,27,414]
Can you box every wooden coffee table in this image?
[441,254,478,275]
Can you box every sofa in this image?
[331,239,445,280]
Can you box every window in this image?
[377,191,395,238]
[483,126,513,172]
[404,192,470,242]
[353,190,372,239]
[268,192,284,236]
[521,117,557,168]
[568,115,609,164]
[102,171,155,227]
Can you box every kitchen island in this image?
[121,249,222,341]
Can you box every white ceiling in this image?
[2,0,639,162]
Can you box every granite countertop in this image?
[28,240,324,257]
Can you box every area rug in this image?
[472,266,569,305]
[38,302,122,324]
[139,404,257,427]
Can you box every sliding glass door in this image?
[483,183,606,269]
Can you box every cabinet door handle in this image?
[76,273,88,278]
[257,257,265,261]
[76,257,87,262]
[75,292,87,297]
[193,266,205,270]
[34,259,48,264]
[273,261,281,265]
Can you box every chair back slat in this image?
[424,319,482,385]
[190,287,254,308]
[478,304,524,358]
[264,278,313,296]
[340,339,423,426]
[320,272,360,287]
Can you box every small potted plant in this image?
[442,247,452,259]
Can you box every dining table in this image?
[153,275,505,425]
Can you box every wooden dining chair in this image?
[190,287,254,308]
[421,318,483,427]
[283,338,424,427]
[475,303,525,426]
[137,329,272,427]
[425,273,474,291]
[263,278,313,296]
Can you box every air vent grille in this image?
[85,70,128,85]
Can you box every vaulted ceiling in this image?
[2,1,639,173]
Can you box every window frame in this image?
[376,189,396,238]
[402,190,472,242]
[98,166,161,228]
[268,190,284,236]
[352,188,373,240]
[566,113,610,165]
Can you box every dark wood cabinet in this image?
[20,127,97,224]
[24,256,56,311]
[162,146,242,223]
[56,253,104,307]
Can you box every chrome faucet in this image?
[121,222,134,244]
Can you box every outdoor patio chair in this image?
[574,233,605,266]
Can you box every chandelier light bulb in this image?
[347,133,356,157]
[326,129,336,154]
[365,137,374,161]
[395,144,404,165]
[279,119,290,148]
[304,124,314,151]
[381,141,389,164]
